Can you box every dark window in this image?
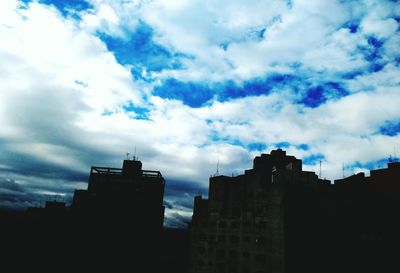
[229,235,239,244]
[254,253,266,264]
[199,233,207,241]
[231,221,240,228]
[217,249,225,258]
[229,250,238,259]
[197,259,204,267]
[197,246,205,254]
[256,236,266,247]
[208,234,215,241]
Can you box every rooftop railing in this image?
[90,167,163,178]
[91,167,123,175]
[142,170,163,178]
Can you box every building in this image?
[330,161,400,273]
[72,158,165,230]
[3,159,173,272]
[189,149,400,273]
[69,158,167,271]
[189,149,329,273]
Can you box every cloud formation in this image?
[0,0,399,227]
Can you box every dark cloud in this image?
[164,179,207,210]
[162,179,208,227]
[0,152,85,181]
[0,177,25,193]
[164,212,191,229]
[0,176,72,210]
[166,179,208,195]
[164,200,174,210]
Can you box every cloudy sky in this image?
[0,0,399,227]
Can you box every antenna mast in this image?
[319,160,322,179]
[133,147,137,160]
[342,163,345,178]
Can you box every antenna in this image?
[212,157,220,177]
[319,160,322,179]
[126,152,130,160]
[342,163,345,178]
[216,158,220,176]
[133,147,137,160]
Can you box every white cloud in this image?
[81,0,141,38]
[301,28,368,73]
[382,34,400,64]
[347,63,400,92]
[0,1,144,175]
[138,0,363,81]
[361,17,398,39]
[73,0,400,84]
[0,0,399,217]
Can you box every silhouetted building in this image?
[72,159,165,230]
[329,161,400,273]
[189,149,400,273]
[45,200,66,211]
[67,159,167,271]
[1,158,190,273]
[22,200,65,220]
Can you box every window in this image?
[231,221,240,229]
[229,235,239,244]
[254,253,266,264]
[218,235,226,243]
[217,249,225,258]
[219,221,227,229]
[229,250,238,259]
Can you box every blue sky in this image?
[0,0,399,227]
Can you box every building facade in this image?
[189,149,330,273]
[72,159,165,230]
[189,149,399,273]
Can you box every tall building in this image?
[189,149,399,273]
[69,158,166,271]
[72,158,165,230]
[189,149,328,273]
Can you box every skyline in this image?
[0,0,399,227]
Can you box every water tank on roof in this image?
[122,160,142,177]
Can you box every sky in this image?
[0,0,399,227]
